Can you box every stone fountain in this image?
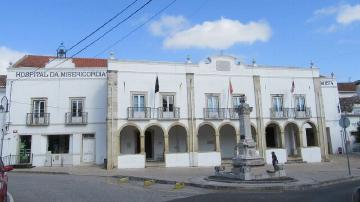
[214,97,286,180]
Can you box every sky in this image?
[0,0,359,82]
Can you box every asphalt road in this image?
[7,172,209,202]
[7,172,360,202]
[170,179,360,202]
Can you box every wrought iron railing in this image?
[65,112,88,125]
[203,108,226,120]
[26,113,50,126]
[270,108,289,119]
[157,107,180,120]
[127,107,152,120]
[2,153,33,166]
[293,107,311,119]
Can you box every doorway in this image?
[145,131,153,160]
[82,134,95,163]
[19,135,32,164]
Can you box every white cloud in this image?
[312,3,360,28]
[336,4,360,25]
[149,15,189,36]
[163,17,271,49]
[0,46,26,74]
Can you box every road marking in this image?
[7,192,14,202]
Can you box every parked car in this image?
[0,158,13,202]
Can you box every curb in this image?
[11,169,360,191]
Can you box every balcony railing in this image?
[127,107,152,120]
[270,108,289,119]
[270,107,312,119]
[293,107,311,119]
[203,108,226,120]
[26,113,50,126]
[65,112,88,125]
[157,107,180,120]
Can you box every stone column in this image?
[313,77,329,161]
[186,73,197,166]
[164,134,169,153]
[280,130,286,148]
[253,76,266,158]
[298,130,304,147]
[236,130,240,144]
[215,131,220,152]
[140,132,145,154]
[106,70,118,170]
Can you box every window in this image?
[207,95,219,109]
[232,94,245,108]
[295,95,306,111]
[272,95,283,112]
[132,94,145,111]
[48,135,69,154]
[71,99,83,117]
[162,94,174,112]
[32,99,46,117]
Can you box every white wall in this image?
[5,68,107,165]
[265,149,287,164]
[301,147,321,162]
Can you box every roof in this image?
[340,96,360,113]
[338,82,357,92]
[13,55,107,68]
[0,75,6,88]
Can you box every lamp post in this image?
[0,96,9,157]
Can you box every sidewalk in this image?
[12,154,360,191]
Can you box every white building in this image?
[1,54,344,169]
[106,55,343,169]
[338,81,360,152]
[3,55,108,167]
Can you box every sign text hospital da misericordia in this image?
[15,71,107,78]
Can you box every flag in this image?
[155,76,159,93]
[290,80,295,93]
[229,79,233,94]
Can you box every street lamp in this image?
[0,96,8,112]
[0,95,9,157]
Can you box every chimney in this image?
[355,80,360,96]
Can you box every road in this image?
[7,172,360,202]
[7,173,209,202]
[170,179,360,202]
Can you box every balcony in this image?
[270,108,289,119]
[65,112,88,125]
[203,108,226,120]
[270,107,312,119]
[127,107,152,120]
[293,107,311,119]
[157,107,180,120]
[26,113,50,126]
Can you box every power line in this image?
[11,0,153,83]
[66,0,139,53]
[69,0,153,60]
[95,0,178,57]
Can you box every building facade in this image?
[1,54,344,168]
[2,55,107,167]
[106,55,343,169]
[338,80,360,152]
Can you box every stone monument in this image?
[214,96,286,180]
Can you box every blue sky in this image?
[0,0,359,81]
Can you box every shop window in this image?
[48,135,69,154]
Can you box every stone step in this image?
[145,162,165,168]
[285,157,306,164]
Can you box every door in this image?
[207,95,220,118]
[162,95,174,118]
[132,94,146,118]
[145,131,153,160]
[19,135,32,164]
[82,134,95,163]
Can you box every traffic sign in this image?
[339,116,350,128]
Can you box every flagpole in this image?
[227,78,230,109]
